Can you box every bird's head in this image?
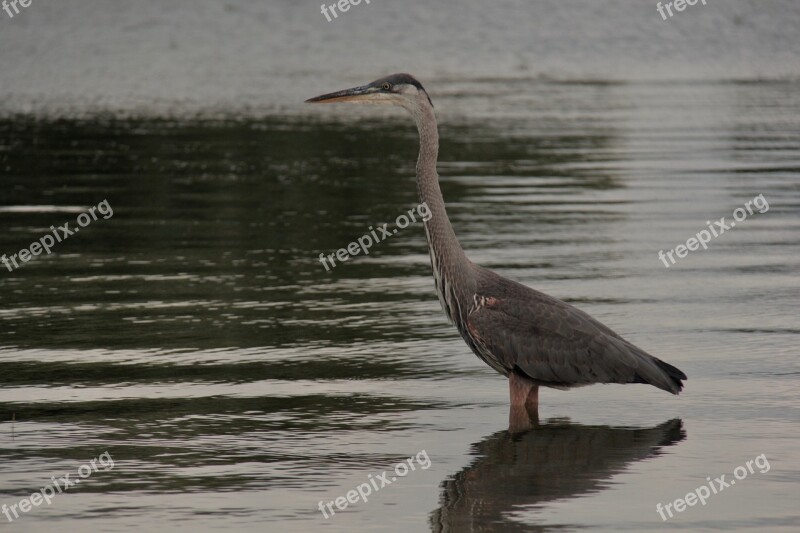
[305,73,433,113]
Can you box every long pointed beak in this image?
[305,85,374,104]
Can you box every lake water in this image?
[1,1,799,532]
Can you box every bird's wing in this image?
[466,290,685,393]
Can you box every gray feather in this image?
[465,267,686,394]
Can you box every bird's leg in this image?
[508,370,539,432]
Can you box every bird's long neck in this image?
[411,100,473,323]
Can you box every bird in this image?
[306,73,687,428]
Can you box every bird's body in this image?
[307,73,686,426]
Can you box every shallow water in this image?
[1,77,798,532]
[1,0,800,530]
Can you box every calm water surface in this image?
[1,3,799,530]
[1,78,798,532]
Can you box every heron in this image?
[306,73,686,427]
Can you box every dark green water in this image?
[1,80,799,531]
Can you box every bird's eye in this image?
[382,83,391,91]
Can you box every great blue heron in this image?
[307,73,686,426]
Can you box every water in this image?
[1,1,799,532]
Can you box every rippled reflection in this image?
[432,419,686,532]
[0,76,797,531]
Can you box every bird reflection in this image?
[431,418,685,532]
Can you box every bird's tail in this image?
[634,357,687,394]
